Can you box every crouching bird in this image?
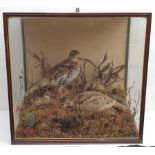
[27,50,80,95]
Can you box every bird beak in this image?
[77,57,81,60]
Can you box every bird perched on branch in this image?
[27,50,80,95]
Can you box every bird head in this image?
[68,50,80,60]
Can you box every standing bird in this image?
[27,50,80,95]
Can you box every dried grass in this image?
[16,50,138,139]
[16,102,138,138]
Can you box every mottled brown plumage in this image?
[27,50,80,94]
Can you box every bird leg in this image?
[57,85,71,106]
[58,85,65,96]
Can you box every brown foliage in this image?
[16,50,139,139]
[16,103,138,138]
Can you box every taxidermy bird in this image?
[27,50,80,95]
[111,88,126,105]
[89,78,106,93]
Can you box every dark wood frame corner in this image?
[3,12,152,144]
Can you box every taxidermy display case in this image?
[3,13,151,144]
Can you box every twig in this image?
[98,51,108,71]
[78,57,97,69]
[133,91,140,117]
[26,49,51,76]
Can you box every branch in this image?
[26,49,51,76]
[78,57,97,69]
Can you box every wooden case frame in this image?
[3,12,152,144]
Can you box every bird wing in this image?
[45,58,68,76]
[27,58,76,94]
[49,58,74,84]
